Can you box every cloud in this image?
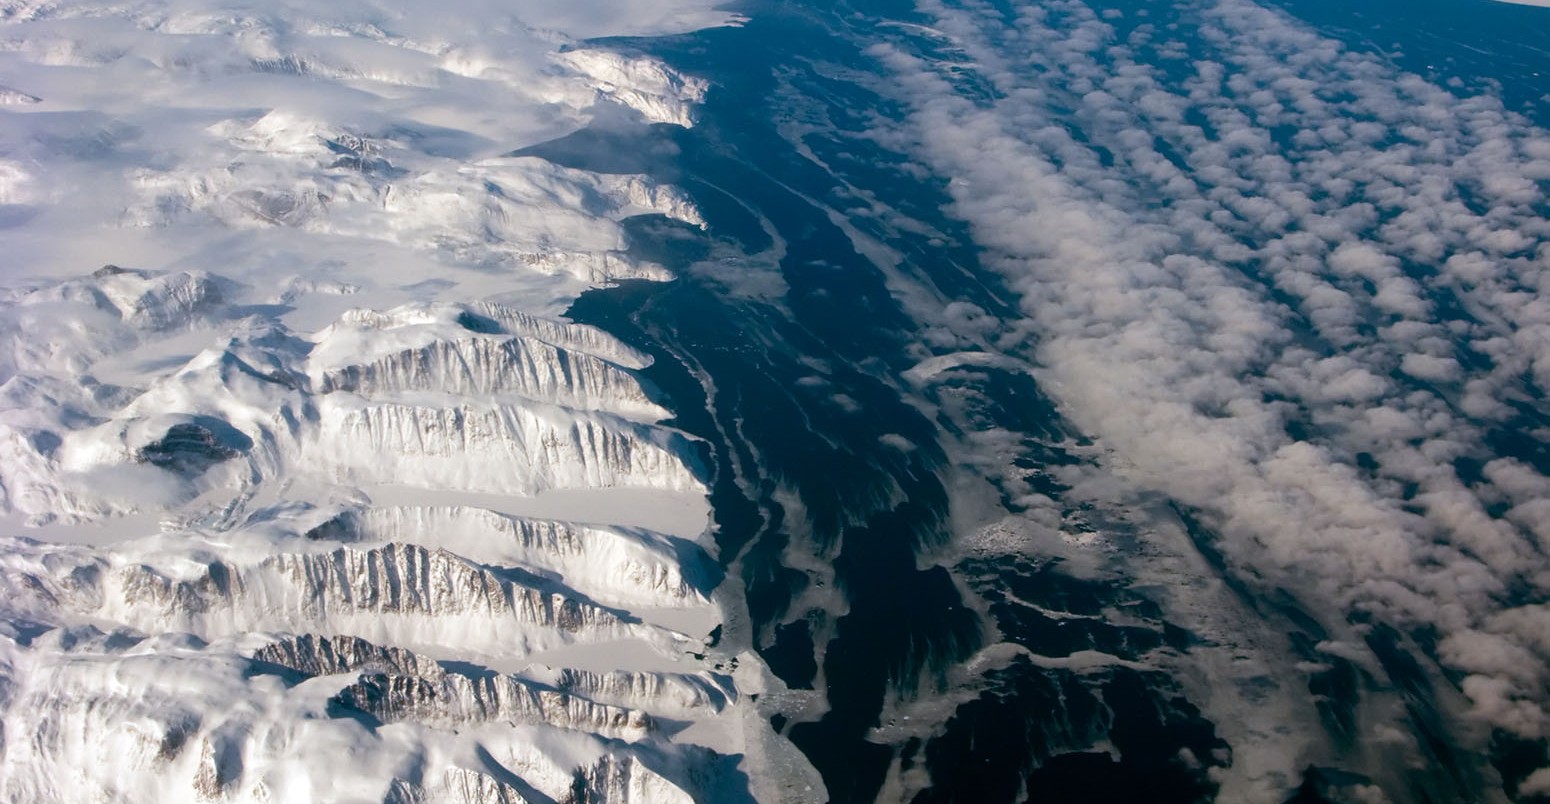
[1523,767,1550,797]
[871,0,1550,787]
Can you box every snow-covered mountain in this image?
[0,1,782,801]
[12,0,1550,800]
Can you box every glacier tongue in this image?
[0,0,756,799]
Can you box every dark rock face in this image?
[302,512,361,542]
[135,420,252,474]
[455,310,504,334]
[253,634,435,679]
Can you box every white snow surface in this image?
[0,0,765,801]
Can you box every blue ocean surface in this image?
[1272,0,1550,126]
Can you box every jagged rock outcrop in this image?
[259,634,652,739]
[555,667,734,714]
[254,633,442,678]
[135,421,250,474]
[437,768,531,804]
[0,2,743,800]
[332,670,653,739]
[311,400,699,496]
[572,754,695,804]
[113,543,631,642]
[315,335,659,415]
[341,507,710,609]
[309,301,662,419]
[0,294,703,524]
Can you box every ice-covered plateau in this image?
[0,0,765,801]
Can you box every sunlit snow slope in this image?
[0,1,775,801]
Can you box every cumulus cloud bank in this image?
[876,0,1550,787]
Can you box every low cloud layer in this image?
[874,0,1550,787]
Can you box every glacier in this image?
[0,0,784,801]
[16,0,1550,799]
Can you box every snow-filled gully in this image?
[0,1,770,799]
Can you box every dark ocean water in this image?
[555,2,1232,801]
[1267,0,1550,128]
[550,0,1550,801]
